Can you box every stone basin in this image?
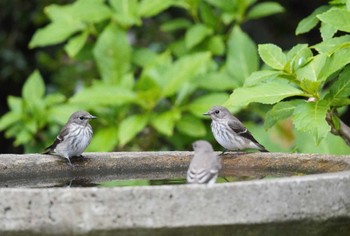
[0,152,349,235]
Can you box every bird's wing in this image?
[227,119,259,142]
[42,125,70,153]
[227,118,268,152]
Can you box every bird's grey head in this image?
[68,111,96,126]
[204,105,231,121]
[192,140,214,152]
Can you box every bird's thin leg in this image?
[219,149,227,156]
[66,157,74,167]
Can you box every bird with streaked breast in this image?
[204,105,268,153]
[43,111,96,166]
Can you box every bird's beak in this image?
[203,112,210,116]
[90,115,97,119]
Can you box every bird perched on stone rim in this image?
[43,111,96,166]
[204,105,268,153]
[187,140,221,184]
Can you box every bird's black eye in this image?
[215,110,220,114]
[79,116,84,120]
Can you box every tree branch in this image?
[326,111,350,146]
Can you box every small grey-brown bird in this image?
[43,111,96,166]
[187,140,221,184]
[204,105,268,153]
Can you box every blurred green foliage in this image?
[0,0,349,154]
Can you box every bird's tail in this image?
[42,145,53,154]
[258,144,269,152]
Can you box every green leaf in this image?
[185,24,213,49]
[225,81,305,108]
[46,0,112,23]
[139,0,177,17]
[44,94,66,106]
[93,23,131,84]
[22,71,45,102]
[64,31,89,57]
[328,65,350,100]
[227,26,258,86]
[295,6,329,35]
[160,18,192,32]
[0,112,22,131]
[8,96,22,112]
[162,52,211,97]
[320,22,337,41]
[286,44,313,73]
[118,114,149,146]
[317,8,350,33]
[199,1,219,28]
[295,53,327,82]
[69,84,136,108]
[194,71,238,91]
[204,0,236,12]
[264,100,304,129]
[207,35,225,55]
[187,93,229,117]
[293,100,330,144]
[88,126,119,151]
[246,2,284,20]
[244,70,281,87]
[176,114,206,137]
[29,22,83,48]
[151,109,181,136]
[321,46,350,80]
[258,44,286,70]
[313,35,350,54]
[109,0,141,27]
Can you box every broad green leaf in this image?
[132,48,159,67]
[258,44,286,70]
[225,81,305,108]
[109,0,141,27]
[93,23,131,84]
[199,1,219,28]
[328,65,350,100]
[22,71,45,102]
[187,93,229,117]
[194,71,238,91]
[320,22,337,41]
[162,52,211,97]
[295,6,329,35]
[64,31,88,57]
[44,94,66,106]
[8,96,22,112]
[139,0,177,17]
[295,53,327,82]
[244,70,280,87]
[69,84,136,108]
[46,0,112,23]
[88,126,118,151]
[151,109,181,136]
[264,100,304,129]
[320,46,350,80]
[14,129,32,146]
[246,2,284,20]
[227,26,258,86]
[0,112,22,130]
[29,22,83,48]
[118,114,149,146]
[160,18,192,32]
[313,35,350,54]
[318,8,350,33]
[293,100,330,144]
[286,44,313,73]
[176,114,206,137]
[207,35,225,55]
[185,24,213,49]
